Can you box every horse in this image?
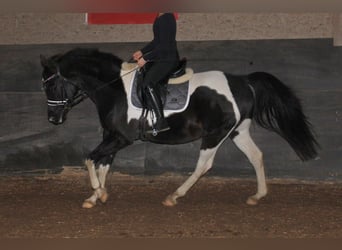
[40,48,319,208]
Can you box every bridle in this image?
[42,65,139,111]
[42,71,88,111]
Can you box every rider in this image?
[133,13,180,134]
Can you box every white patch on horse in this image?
[121,69,241,125]
[98,164,110,188]
[189,71,241,122]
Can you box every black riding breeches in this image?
[141,60,178,89]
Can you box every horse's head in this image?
[40,55,84,125]
[40,48,124,125]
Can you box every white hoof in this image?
[82,200,96,209]
[99,192,109,203]
[162,195,177,207]
[246,196,259,206]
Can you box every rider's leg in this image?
[142,61,177,134]
[145,86,170,133]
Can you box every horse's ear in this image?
[40,54,49,68]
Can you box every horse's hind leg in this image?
[232,119,267,205]
[163,145,219,207]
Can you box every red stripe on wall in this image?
[87,13,178,25]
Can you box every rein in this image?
[93,65,139,92]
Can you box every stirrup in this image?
[146,118,170,136]
[145,109,170,136]
[146,126,170,136]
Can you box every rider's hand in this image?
[137,57,147,68]
[133,51,143,61]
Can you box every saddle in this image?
[169,58,187,79]
[130,58,193,112]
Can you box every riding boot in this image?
[145,87,170,135]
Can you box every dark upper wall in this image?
[0,39,341,181]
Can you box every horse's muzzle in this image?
[47,105,67,125]
[48,116,64,125]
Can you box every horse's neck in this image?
[81,76,120,103]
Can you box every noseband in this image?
[42,71,88,111]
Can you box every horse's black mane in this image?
[65,48,101,57]
[55,48,123,80]
[60,48,123,65]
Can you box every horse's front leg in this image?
[82,132,131,208]
[82,157,112,208]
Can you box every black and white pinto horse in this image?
[40,48,318,208]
